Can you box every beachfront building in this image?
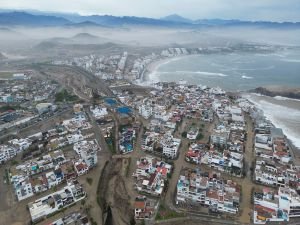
[253,188,289,224]
[229,106,244,123]
[253,187,300,224]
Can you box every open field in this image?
[0,71,13,79]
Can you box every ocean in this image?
[244,94,300,148]
[146,48,300,148]
[148,48,300,91]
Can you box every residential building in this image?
[186,127,199,140]
[176,169,240,214]
[28,182,86,222]
[73,139,99,168]
[134,196,156,220]
[161,133,181,159]
[139,104,153,119]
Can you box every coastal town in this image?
[1,56,300,225]
[1,0,300,224]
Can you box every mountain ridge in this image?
[0,11,299,28]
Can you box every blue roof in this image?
[105,98,117,105]
[116,107,131,114]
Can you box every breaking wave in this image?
[174,71,228,77]
[273,96,300,102]
[241,75,253,79]
[247,95,300,148]
[281,59,300,63]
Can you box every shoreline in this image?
[241,95,300,153]
[140,55,195,83]
[137,55,300,153]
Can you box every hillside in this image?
[0,11,70,26]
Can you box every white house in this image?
[73,139,99,168]
[161,134,181,159]
[187,127,199,140]
[139,104,153,119]
[0,145,17,163]
[28,182,86,222]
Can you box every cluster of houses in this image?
[133,156,172,196]
[0,73,60,133]
[28,180,86,222]
[0,74,57,103]
[176,169,241,214]
[253,127,293,187]
[185,143,207,164]
[139,84,244,177]
[238,97,300,224]
[53,52,129,80]
[10,137,99,202]
[160,48,189,57]
[11,150,67,201]
[0,138,32,164]
[141,128,181,159]
[1,104,99,207]
[253,187,300,224]
[201,96,247,177]
[52,46,212,83]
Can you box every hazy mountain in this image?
[35,32,110,49]
[0,11,71,26]
[161,14,192,23]
[0,26,26,41]
[0,11,299,28]
[64,15,189,27]
[71,32,109,43]
[73,33,99,39]
[64,21,108,28]
[34,41,61,50]
[194,19,300,28]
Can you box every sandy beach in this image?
[141,55,192,83]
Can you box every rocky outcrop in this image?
[251,86,300,100]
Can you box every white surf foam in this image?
[281,59,300,63]
[246,95,300,148]
[175,71,228,77]
[241,75,253,79]
[273,96,300,102]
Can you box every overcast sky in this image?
[1,0,300,22]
